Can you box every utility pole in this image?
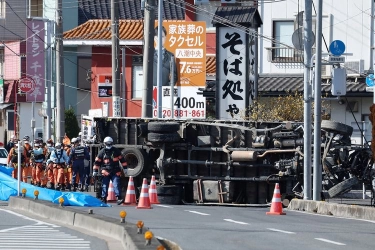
[56,0,65,142]
[141,0,156,118]
[46,20,53,141]
[313,0,323,201]
[111,0,121,117]
[303,0,313,200]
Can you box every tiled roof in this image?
[258,74,369,95]
[64,19,144,40]
[78,0,185,25]
[213,6,262,27]
[206,56,216,75]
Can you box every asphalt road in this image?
[0,207,110,250]
[72,203,375,250]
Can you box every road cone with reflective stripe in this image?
[107,180,116,203]
[149,175,160,204]
[266,183,286,215]
[136,178,152,209]
[124,176,137,206]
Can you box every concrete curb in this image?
[8,197,161,250]
[288,199,375,221]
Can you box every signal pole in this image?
[141,0,156,118]
[111,0,121,117]
[56,0,65,142]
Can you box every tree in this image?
[65,108,80,139]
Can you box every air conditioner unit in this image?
[194,0,210,5]
[321,65,332,78]
[342,59,364,76]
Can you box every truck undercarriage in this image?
[90,118,375,206]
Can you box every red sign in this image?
[19,78,35,93]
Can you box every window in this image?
[77,57,91,90]
[0,0,5,19]
[132,65,143,99]
[29,0,43,18]
[272,20,294,58]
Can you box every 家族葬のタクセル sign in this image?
[152,21,206,119]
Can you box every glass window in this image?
[274,21,294,48]
[30,0,43,18]
[0,148,7,158]
[132,65,143,99]
[77,57,91,90]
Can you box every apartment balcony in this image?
[265,47,314,63]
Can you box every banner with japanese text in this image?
[26,19,45,102]
[153,21,206,119]
[217,27,248,119]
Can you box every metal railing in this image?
[265,47,314,63]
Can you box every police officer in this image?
[93,137,127,204]
[69,137,90,191]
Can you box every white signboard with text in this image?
[218,27,247,119]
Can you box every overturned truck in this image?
[90,118,374,205]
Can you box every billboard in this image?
[98,75,112,97]
[217,27,248,119]
[26,19,45,102]
[153,21,206,119]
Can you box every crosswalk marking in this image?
[0,224,90,249]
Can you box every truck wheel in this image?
[321,120,353,136]
[148,132,181,142]
[327,177,359,198]
[148,122,180,133]
[157,185,181,205]
[121,148,147,177]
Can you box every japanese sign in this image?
[217,27,248,119]
[26,19,45,102]
[81,115,94,142]
[153,21,206,119]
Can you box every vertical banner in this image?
[153,21,206,119]
[0,79,3,103]
[217,27,248,119]
[26,19,45,102]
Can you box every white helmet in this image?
[55,142,62,149]
[103,136,113,149]
[71,137,77,143]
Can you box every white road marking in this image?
[0,208,59,227]
[315,238,346,246]
[224,219,249,225]
[155,204,174,208]
[185,210,210,216]
[267,228,296,234]
[0,210,91,249]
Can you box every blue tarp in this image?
[0,166,109,207]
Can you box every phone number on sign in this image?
[153,109,205,118]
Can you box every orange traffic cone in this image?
[107,180,117,203]
[266,183,286,215]
[136,178,152,209]
[124,176,137,206]
[149,175,160,204]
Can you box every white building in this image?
[258,0,374,144]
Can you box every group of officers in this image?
[5,135,128,205]
[6,135,90,192]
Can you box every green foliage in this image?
[65,108,80,139]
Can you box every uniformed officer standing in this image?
[69,137,90,191]
[93,137,127,204]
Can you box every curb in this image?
[8,196,160,250]
[288,199,375,221]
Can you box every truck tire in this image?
[157,185,181,205]
[327,177,359,198]
[148,122,180,133]
[121,148,147,177]
[148,132,181,143]
[321,120,353,136]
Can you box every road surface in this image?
[0,207,109,250]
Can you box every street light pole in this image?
[56,0,65,142]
